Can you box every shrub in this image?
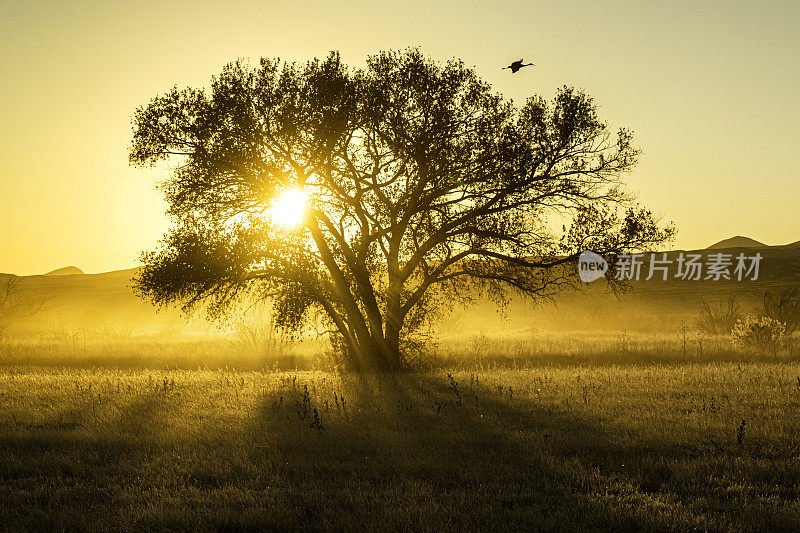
[762,288,800,335]
[696,296,743,335]
[731,316,786,351]
[230,316,286,357]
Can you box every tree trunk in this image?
[384,320,401,369]
[332,324,393,372]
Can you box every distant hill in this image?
[44,266,84,276]
[707,236,766,249]
[10,266,194,335]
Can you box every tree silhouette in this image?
[130,49,673,370]
[0,275,50,339]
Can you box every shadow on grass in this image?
[0,373,798,530]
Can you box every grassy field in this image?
[2,361,800,531]
[2,255,799,530]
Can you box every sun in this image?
[270,188,307,227]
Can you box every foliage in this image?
[731,315,786,351]
[130,49,673,370]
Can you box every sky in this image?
[1,0,798,275]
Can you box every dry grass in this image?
[1,328,797,371]
[2,360,800,530]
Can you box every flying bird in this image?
[503,59,535,73]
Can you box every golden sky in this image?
[1,0,798,275]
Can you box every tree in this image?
[0,275,50,339]
[0,275,22,339]
[130,49,673,370]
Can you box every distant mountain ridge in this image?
[707,236,766,249]
[705,236,800,250]
[44,266,84,276]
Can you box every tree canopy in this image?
[130,49,673,370]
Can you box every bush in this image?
[697,296,743,335]
[762,288,800,335]
[731,316,786,351]
[229,316,286,357]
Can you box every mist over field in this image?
[3,241,799,369]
